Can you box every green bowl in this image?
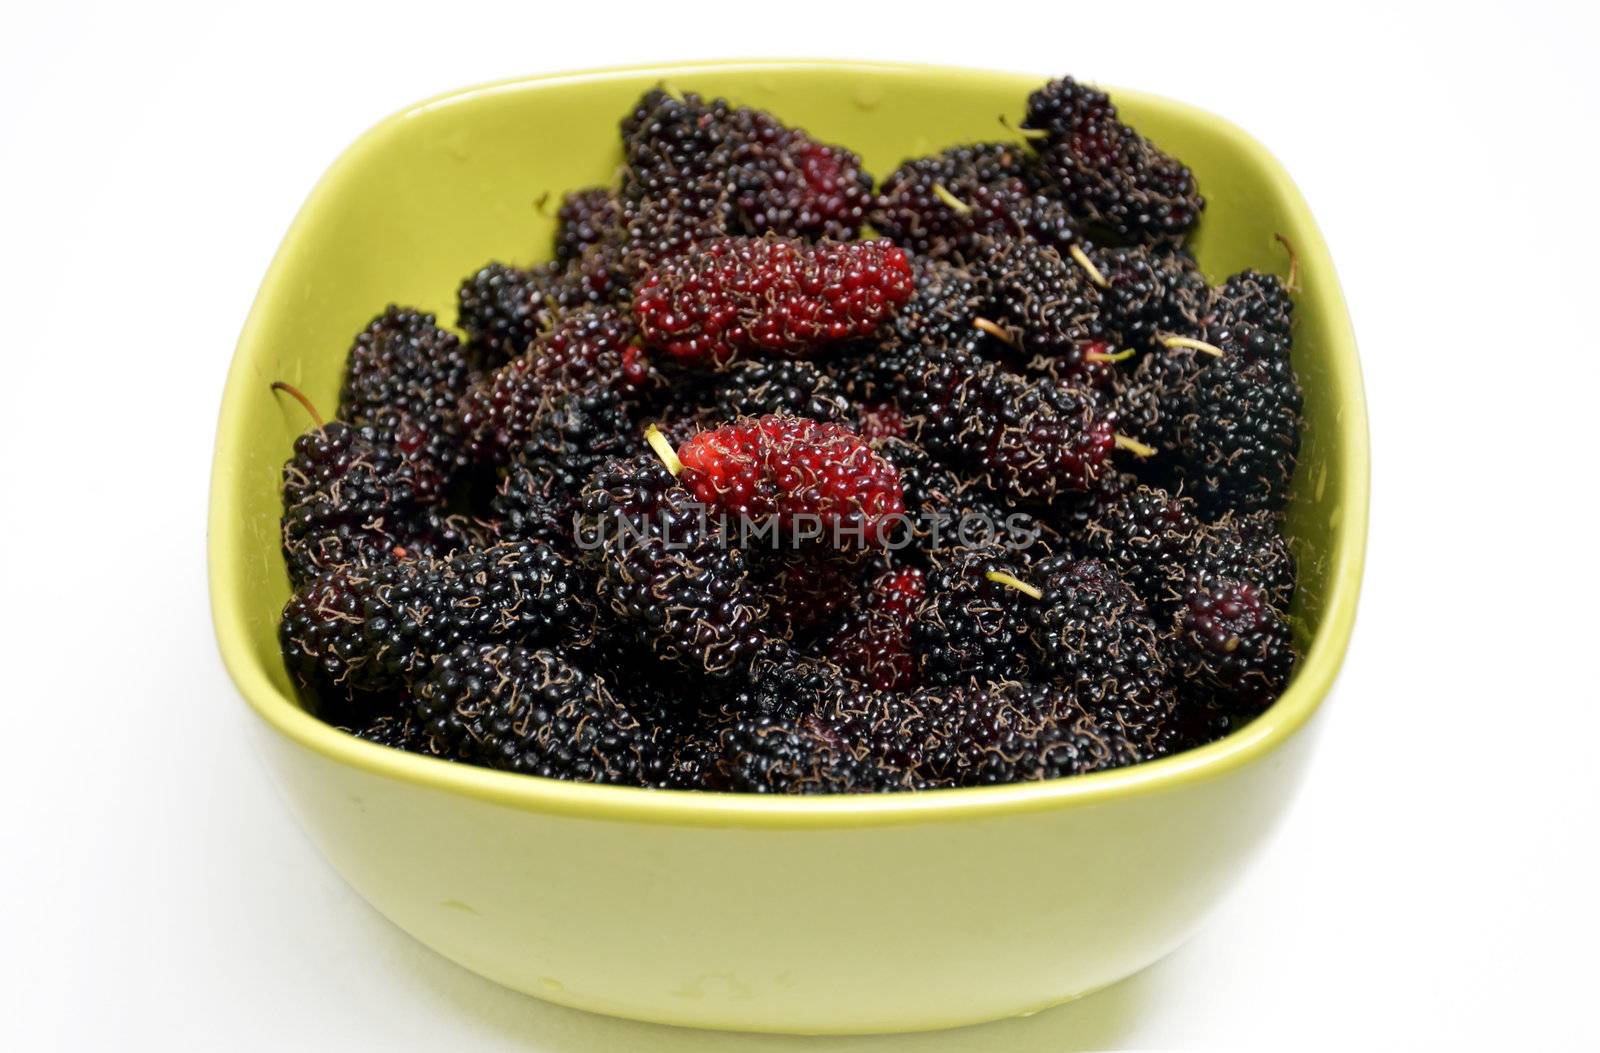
[208,60,1367,1034]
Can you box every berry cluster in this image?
[617,87,875,271]
[1022,76,1204,245]
[273,76,1305,792]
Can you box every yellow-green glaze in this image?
[208,60,1367,1034]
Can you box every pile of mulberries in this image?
[274,76,1306,793]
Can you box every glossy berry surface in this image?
[912,543,1035,686]
[278,421,429,585]
[336,307,471,497]
[872,143,1080,260]
[761,553,860,638]
[676,415,906,545]
[1173,348,1303,516]
[553,186,621,265]
[1081,484,1202,608]
[633,237,913,366]
[856,401,906,441]
[881,343,1118,501]
[620,88,874,250]
[459,304,651,464]
[1173,579,1295,712]
[577,454,769,679]
[823,566,925,691]
[1027,556,1182,757]
[711,358,851,424]
[413,644,669,784]
[1023,76,1203,245]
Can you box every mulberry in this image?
[337,306,471,455]
[912,543,1035,685]
[1172,579,1295,713]
[1080,484,1202,608]
[276,391,433,585]
[413,644,670,784]
[675,415,906,546]
[1023,76,1203,245]
[278,540,596,705]
[1092,246,1209,351]
[1173,349,1303,515]
[459,303,651,464]
[632,236,913,367]
[1025,555,1182,756]
[577,454,769,678]
[553,186,622,265]
[822,566,924,691]
[883,343,1117,501]
[621,88,874,246]
[711,358,850,423]
[872,143,1080,259]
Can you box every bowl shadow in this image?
[359,897,1156,1049]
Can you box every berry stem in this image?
[1114,433,1158,458]
[998,114,1049,141]
[1085,347,1136,364]
[932,183,972,215]
[658,81,686,104]
[972,316,1019,349]
[1274,232,1301,293]
[1159,333,1225,358]
[1068,244,1109,288]
[270,381,325,428]
[985,570,1043,601]
[644,423,683,477]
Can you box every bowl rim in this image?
[208,58,1369,830]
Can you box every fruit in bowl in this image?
[210,61,1366,1033]
[271,74,1306,790]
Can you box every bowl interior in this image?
[210,60,1366,816]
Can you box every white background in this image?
[4,1,1598,1049]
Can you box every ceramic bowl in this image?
[209,60,1368,1034]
